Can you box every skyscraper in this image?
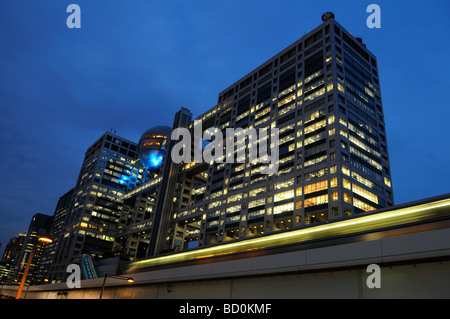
[41,188,74,283]
[47,12,395,276]
[48,132,144,282]
[121,12,394,256]
[14,213,52,285]
[1,232,26,265]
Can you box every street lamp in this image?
[99,274,134,299]
[15,235,53,299]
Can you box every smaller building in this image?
[14,213,52,286]
[0,262,16,285]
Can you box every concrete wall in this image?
[2,259,449,299]
[2,227,450,299]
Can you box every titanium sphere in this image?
[138,126,172,170]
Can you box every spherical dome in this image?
[138,126,172,170]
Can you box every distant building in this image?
[14,213,52,285]
[48,132,144,282]
[39,188,74,283]
[1,232,26,265]
[0,262,15,285]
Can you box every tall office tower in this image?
[105,13,394,263]
[49,132,144,282]
[1,232,26,264]
[14,213,52,285]
[163,13,394,251]
[115,107,193,259]
[41,188,74,283]
[1,232,26,285]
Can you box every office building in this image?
[1,232,26,265]
[115,13,394,259]
[14,213,52,285]
[48,131,144,282]
[42,13,394,278]
[40,188,74,283]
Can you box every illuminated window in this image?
[304,131,327,146]
[296,200,302,209]
[352,184,378,204]
[273,202,294,215]
[227,205,241,213]
[327,83,333,92]
[305,119,326,134]
[328,115,335,124]
[330,177,337,188]
[275,178,294,190]
[384,177,392,187]
[305,110,325,123]
[342,165,350,176]
[278,93,295,107]
[255,106,270,120]
[349,135,381,158]
[279,133,295,145]
[248,209,265,220]
[331,192,338,201]
[208,200,221,209]
[274,190,295,202]
[304,180,328,194]
[304,155,327,167]
[248,198,265,209]
[353,198,376,212]
[225,215,240,225]
[352,171,374,189]
[343,178,351,190]
[304,194,328,207]
[227,194,242,203]
[249,187,266,197]
[278,103,296,116]
[343,192,352,203]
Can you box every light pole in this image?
[15,236,52,299]
[99,274,134,299]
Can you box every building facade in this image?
[115,108,193,259]
[1,232,26,265]
[42,13,394,279]
[41,188,74,283]
[14,213,52,285]
[117,13,394,259]
[48,132,145,282]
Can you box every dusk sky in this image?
[0,1,448,256]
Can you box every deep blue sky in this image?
[0,1,449,256]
